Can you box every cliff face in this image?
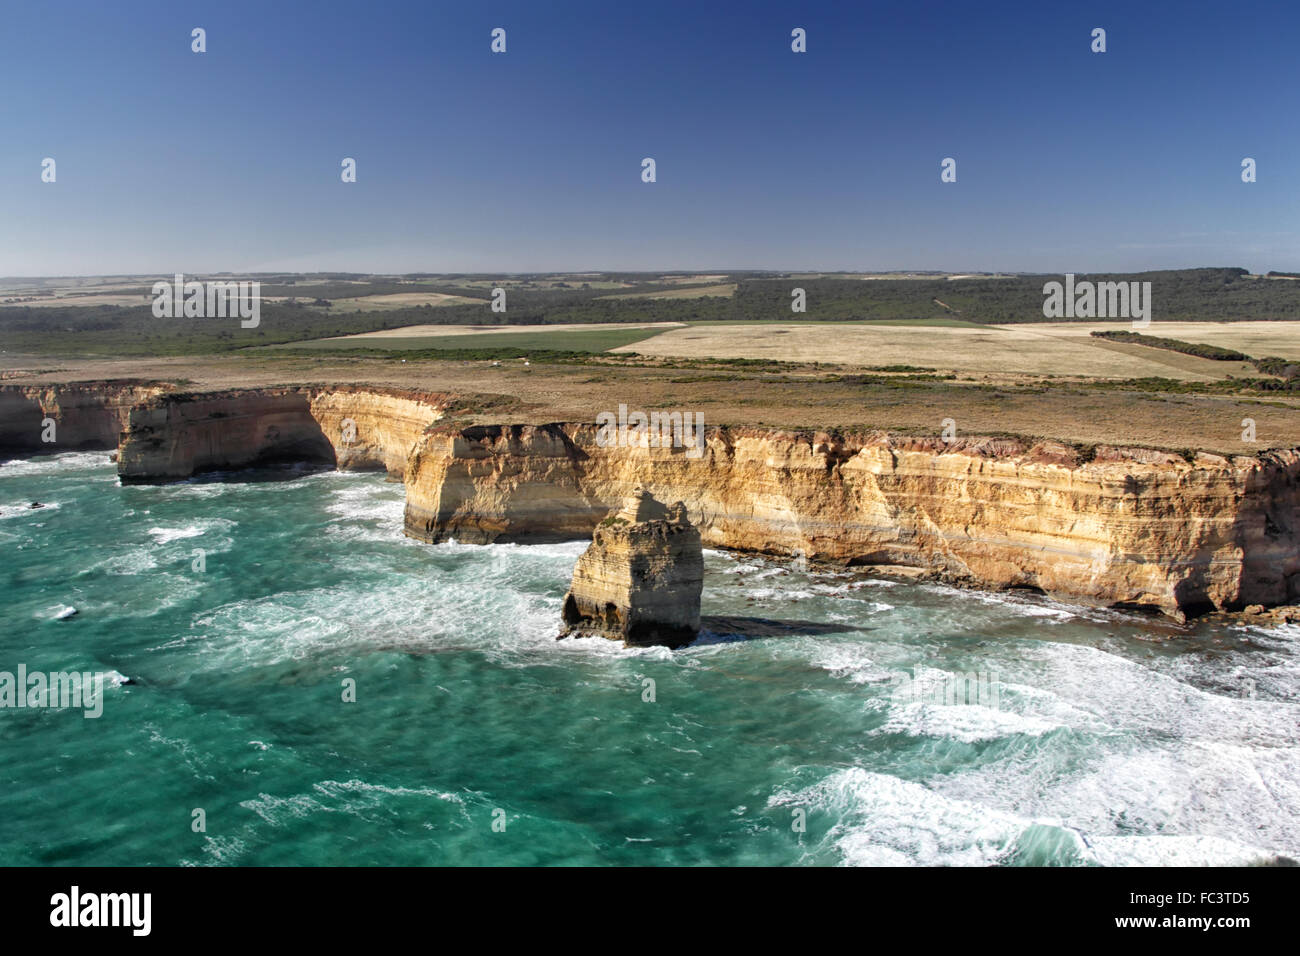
[307,388,451,477]
[0,382,166,455]
[3,381,1297,619]
[118,386,450,483]
[561,490,703,647]
[404,423,1300,618]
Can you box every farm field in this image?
[1003,321,1300,362]
[610,321,1300,380]
[279,324,677,353]
[319,321,685,340]
[318,292,482,310]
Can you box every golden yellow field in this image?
[323,321,685,341]
[654,274,730,284]
[612,321,1300,380]
[1003,322,1300,361]
[315,292,481,310]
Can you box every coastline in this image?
[4,379,1298,622]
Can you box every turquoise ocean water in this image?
[1,451,1296,866]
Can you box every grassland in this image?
[608,321,1300,381]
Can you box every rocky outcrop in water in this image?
[561,489,703,647]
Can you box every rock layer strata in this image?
[116,385,451,483]
[404,422,1300,619]
[0,381,167,456]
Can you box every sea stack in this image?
[561,488,703,648]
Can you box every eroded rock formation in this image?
[117,385,451,483]
[0,381,167,456]
[561,489,703,647]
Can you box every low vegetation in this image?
[1090,330,1249,361]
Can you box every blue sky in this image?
[0,0,1294,275]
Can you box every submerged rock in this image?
[561,488,703,648]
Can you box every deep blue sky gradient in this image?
[1,0,1295,274]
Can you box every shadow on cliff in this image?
[695,614,869,644]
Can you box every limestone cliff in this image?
[0,381,167,456]
[561,489,703,648]
[2,382,1297,619]
[117,386,450,483]
[404,422,1300,618]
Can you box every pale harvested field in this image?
[612,323,1266,380]
[784,273,1013,280]
[322,321,686,341]
[1000,321,1300,362]
[318,292,482,311]
[0,277,152,294]
[599,283,737,300]
[456,278,632,289]
[655,274,729,284]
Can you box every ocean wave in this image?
[874,700,1062,744]
[770,768,1027,866]
[927,738,1300,863]
[771,764,1291,867]
[918,582,1124,625]
[0,500,62,520]
[147,525,208,544]
[0,451,113,478]
[1085,833,1291,867]
[241,779,470,829]
[997,641,1300,748]
[182,835,249,867]
[808,644,896,685]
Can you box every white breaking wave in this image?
[875,701,1061,744]
[0,451,113,478]
[771,768,1027,866]
[148,525,210,544]
[771,765,1289,867]
[808,644,897,685]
